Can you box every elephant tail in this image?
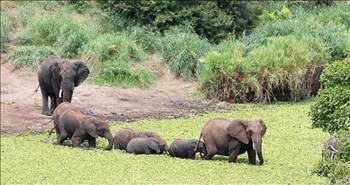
[34,84,40,93]
[194,132,203,153]
[47,118,56,138]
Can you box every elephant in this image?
[55,109,113,150]
[113,128,167,150]
[38,57,89,116]
[199,118,267,165]
[126,137,166,154]
[168,139,207,159]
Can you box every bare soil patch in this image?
[1,55,225,134]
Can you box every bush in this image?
[82,33,147,71]
[1,16,11,53]
[91,60,154,88]
[8,46,56,70]
[321,58,350,87]
[310,59,350,134]
[160,28,211,80]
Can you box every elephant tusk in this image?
[253,141,256,151]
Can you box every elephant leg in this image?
[49,95,56,113]
[40,89,51,116]
[228,139,241,163]
[88,138,96,148]
[188,152,196,159]
[247,142,257,165]
[55,125,68,145]
[203,145,217,160]
[72,135,83,148]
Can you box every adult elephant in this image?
[38,57,89,116]
[55,109,113,150]
[199,118,267,165]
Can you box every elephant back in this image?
[113,128,136,150]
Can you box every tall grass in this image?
[91,60,155,88]
[82,33,147,71]
[159,28,212,80]
[8,46,56,70]
[200,35,329,102]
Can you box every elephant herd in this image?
[38,57,267,165]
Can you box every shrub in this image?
[310,59,350,134]
[82,33,147,71]
[321,58,350,87]
[160,29,211,80]
[91,60,154,88]
[8,46,56,70]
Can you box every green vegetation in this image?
[310,58,350,184]
[200,35,329,102]
[9,46,56,70]
[91,60,155,88]
[159,28,211,80]
[1,102,329,184]
[310,58,350,133]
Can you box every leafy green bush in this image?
[160,29,211,80]
[310,59,350,134]
[82,33,147,71]
[310,86,350,133]
[91,60,154,88]
[321,59,350,87]
[99,1,262,42]
[8,46,56,70]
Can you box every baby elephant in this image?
[114,128,167,150]
[126,138,166,154]
[168,139,207,159]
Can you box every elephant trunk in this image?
[104,131,114,150]
[62,89,73,102]
[253,136,264,165]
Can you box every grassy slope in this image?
[1,102,329,184]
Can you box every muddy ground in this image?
[1,56,226,134]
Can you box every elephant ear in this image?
[74,61,89,87]
[84,118,98,138]
[50,62,61,85]
[258,119,267,137]
[148,139,161,154]
[227,120,249,144]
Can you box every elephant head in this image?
[193,140,207,158]
[83,117,113,150]
[51,60,89,103]
[227,119,267,165]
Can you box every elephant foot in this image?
[42,110,52,116]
